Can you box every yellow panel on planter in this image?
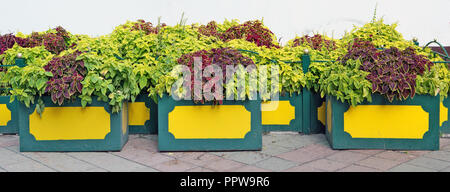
[128,102,149,126]
[0,104,11,126]
[122,103,128,135]
[327,100,332,134]
[168,105,251,139]
[441,101,448,127]
[344,105,428,139]
[29,107,110,140]
[261,101,295,125]
[317,101,326,125]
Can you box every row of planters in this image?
[0,17,448,152]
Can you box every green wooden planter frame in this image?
[441,97,450,134]
[18,96,129,152]
[158,94,262,152]
[0,58,26,134]
[0,96,19,134]
[128,94,158,134]
[326,94,440,150]
[309,91,326,134]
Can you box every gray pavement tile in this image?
[440,166,450,172]
[337,165,381,172]
[2,133,450,172]
[68,152,150,172]
[84,167,108,172]
[130,167,159,172]
[179,152,223,166]
[1,160,56,172]
[270,135,317,149]
[203,158,246,172]
[326,151,370,164]
[388,163,437,172]
[283,164,324,172]
[222,151,271,165]
[354,157,402,171]
[0,148,32,166]
[374,151,416,162]
[185,167,216,172]
[260,144,292,156]
[151,159,198,172]
[254,157,297,172]
[230,165,271,172]
[441,144,450,152]
[406,157,450,170]
[21,152,100,172]
[301,159,349,172]
[424,151,450,162]
[262,133,297,146]
[210,151,242,158]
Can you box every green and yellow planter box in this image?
[158,94,262,151]
[18,96,129,152]
[0,96,19,134]
[128,94,158,134]
[261,92,325,133]
[311,91,326,134]
[440,97,449,134]
[261,93,302,132]
[326,94,440,150]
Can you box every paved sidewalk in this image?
[0,133,449,172]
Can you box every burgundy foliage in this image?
[131,19,166,35]
[198,20,279,48]
[177,47,255,103]
[292,34,336,50]
[341,39,434,101]
[44,51,86,105]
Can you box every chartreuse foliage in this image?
[2,45,54,113]
[287,34,348,93]
[0,17,448,114]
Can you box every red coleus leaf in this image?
[340,39,434,102]
[198,20,279,48]
[177,47,254,103]
[44,51,86,105]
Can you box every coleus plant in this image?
[16,26,75,55]
[130,19,166,35]
[44,51,86,105]
[176,47,255,103]
[340,18,449,101]
[198,20,280,48]
[287,34,347,94]
[292,34,337,51]
[0,34,28,72]
[340,39,434,102]
[0,34,28,55]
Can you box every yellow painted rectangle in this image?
[122,102,128,134]
[441,101,448,127]
[327,100,332,134]
[318,101,326,125]
[168,105,251,139]
[29,107,111,140]
[0,104,11,126]
[128,102,149,126]
[344,105,429,139]
[261,101,295,125]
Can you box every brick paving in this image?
[0,133,450,172]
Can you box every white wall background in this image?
[0,0,449,46]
